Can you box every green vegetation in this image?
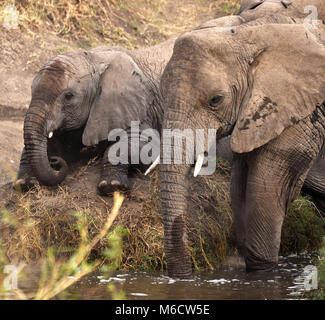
[1,0,324,299]
[0,192,124,300]
[306,240,325,299]
[280,196,325,255]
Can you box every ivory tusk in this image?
[48,131,53,139]
[194,153,204,177]
[145,156,160,176]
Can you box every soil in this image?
[0,0,221,187]
[0,1,235,268]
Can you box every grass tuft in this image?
[280,196,325,256]
[0,192,124,300]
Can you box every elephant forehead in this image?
[33,59,69,94]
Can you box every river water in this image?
[2,252,318,300]
[53,253,318,300]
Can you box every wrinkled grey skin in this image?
[238,0,325,21]
[17,42,174,193]
[216,136,325,215]
[159,17,325,278]
[16,17,243,194]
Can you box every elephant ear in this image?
[230,24,325,154]
[82,51,152,146]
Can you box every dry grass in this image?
[0,158,234,272]
[0,192,125,300]
[1,156,324,275]
[216,0,240,15]
[0,1,241,49]
[1,0,324,288]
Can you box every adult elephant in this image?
[159,22,325,278]
[216,136,325,216]
[238,0,325,21]
[17,16,244,194]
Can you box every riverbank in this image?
[0,0,325,298]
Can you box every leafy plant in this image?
[0,192,124,300]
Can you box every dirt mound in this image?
[0,157,234,271]
[0,0,237,271]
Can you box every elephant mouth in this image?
[145,152,209,177]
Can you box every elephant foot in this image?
[246,265,277,273]
[13,176,38,192]
[97,174,131,196]
[245,256,278,273]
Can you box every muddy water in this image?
[44,253,318,300]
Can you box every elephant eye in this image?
[64,92,74,101]
[209,95,224,108]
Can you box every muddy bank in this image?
[0,155,234,271]
[0,120,24,187]
[0,102,233,271]
[0,103,324,271]
[0,0,323,275]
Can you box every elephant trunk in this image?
[160,106,194,278]
[24,103,68,186]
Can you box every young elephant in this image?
[16,42,173,194]
[159,22,325,277]
[16,16,244,195]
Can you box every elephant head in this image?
[159,23,325,278]
[24,49,152,186]
[238,0,325,21]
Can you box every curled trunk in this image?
[24,103,68,186]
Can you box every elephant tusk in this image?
[48,131,53,139]
[145,156,160,176]
[194,153,204,177]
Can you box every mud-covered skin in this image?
[16,43,173,194]
[159,19,325,277]
[216,135,325,218]
[17,16,246,195]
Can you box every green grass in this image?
[307,242,325,299]
[280,196,325,256]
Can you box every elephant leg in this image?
[237,121,323,271]
[97,123,159,195]
[302,153,325,217]
[14,147,38,191]
[97,146,130,195]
